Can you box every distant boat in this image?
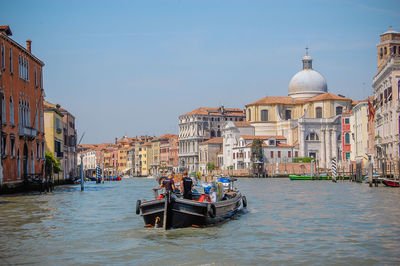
[289,175,330,180]
[382,179,400,187]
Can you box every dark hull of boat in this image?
[382,180,400,187]
[139,192,243,229]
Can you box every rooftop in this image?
[182,107,244,117]
[201,137,223,144]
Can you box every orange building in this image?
[0,25,45,186]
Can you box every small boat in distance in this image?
[382,179,400,187]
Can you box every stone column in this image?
[326,129,332,169]
[331,129,337,161]
[321,129,326,169]
[299,128,305,157]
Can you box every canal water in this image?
[1,178,400,265]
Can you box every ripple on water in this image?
[1,178,400,265]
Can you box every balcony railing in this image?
[18,125,37,139]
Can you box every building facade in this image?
[199,137,223,175]
[245,51,353,170]
[44,101,64,177]
[61,107,77,180]
[178,106,245,172]
[0,25,46,185]
[373,27,400,172]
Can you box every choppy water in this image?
[1,178,400,265]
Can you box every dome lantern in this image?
[288,49,328,100]
[302,47,312,70]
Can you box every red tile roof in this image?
[201,137,223,144]
[0,25,12,36]
[246,93,353,107]
[233,121,253,127]
[307,93,352,102]
[246,96,298,106]
[182,107,244,117]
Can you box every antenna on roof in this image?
[305,46,309,55]
[78,132,85,145]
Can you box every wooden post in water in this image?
[368,154,373,187]
[163,192,169,230]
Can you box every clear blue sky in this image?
[2,0,400,144]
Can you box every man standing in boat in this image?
[181,171,193,200]
[160,174,176,194]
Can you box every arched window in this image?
[217,130,221,137]
[380,48,383,59]
[345,133,350,144]
[210,129,215,138]
[316,107,322,118]
[261,110,268,121]
[9,97,14,125]
[394,46,397,55]
[384,47,387,55]
[336,106,343,115]
[247,109,251,121]
[306,132,319,141]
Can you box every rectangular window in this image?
[344,118,349,124]
[233,153,235,159]
[316,107,322,118]
[295,151,298,157]
[345,152,350,160]
[288,151,291,158]
[34,66,37,87]
[285,110,291,120]
[336,106,343,115]
[11,138,15,157]
[270,151,274,158]
[278,151,281,158]
[37,142,40,159]
[1,135,6,157]
[9,48,12,74]
[42,142,45,159]
[2,96,6,124]
[1,42,4,69]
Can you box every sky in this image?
[2,0,400,144]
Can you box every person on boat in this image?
[181,171,193,200]
[160,174,176,194]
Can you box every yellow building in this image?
[43,101,64,177]
[139,142,153,176]
[151,139,160,175]
[117,148,128,173]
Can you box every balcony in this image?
[18,126,37,140]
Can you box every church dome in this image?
[288,50,327,99]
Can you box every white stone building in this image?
[178,106,245,172]
[373,27,400,171]
[350,101,369,165]
[77,150,97,172]
[222,121,255,170]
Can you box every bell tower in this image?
[377,26,400,73]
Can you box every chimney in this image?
[26,40,32,53]
[115,137,118,144]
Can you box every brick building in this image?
[0,25,45,186]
